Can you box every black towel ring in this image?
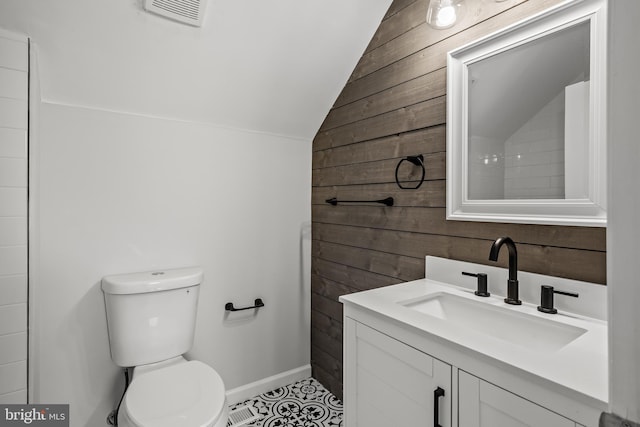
[395,155,425,189]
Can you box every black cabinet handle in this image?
[434,386,445,427]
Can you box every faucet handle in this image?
[462,271,490,297]
[537,285,579,314]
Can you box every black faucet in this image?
[488,236,521,305]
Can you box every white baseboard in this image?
[225,364,312,405]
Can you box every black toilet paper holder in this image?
[225,298,265,312]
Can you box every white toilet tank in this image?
[102,267,203,367]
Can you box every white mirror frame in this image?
[446,0,607,227]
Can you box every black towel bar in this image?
[225,298,265,312]
[325,197,394,206]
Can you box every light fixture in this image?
[426,0,466,30]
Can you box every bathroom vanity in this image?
[340,257,607,427]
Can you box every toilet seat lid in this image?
[125,360,226,427]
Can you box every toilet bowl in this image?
[117,357,228,427]
[102,268,229,427]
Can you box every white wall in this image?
[0,0,392,425]
[467,135,505,200]
[32,102,311,425]
[504,90,565,199]
[607,0,640,422]
[0,28,28,404]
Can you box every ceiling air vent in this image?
[144,0,208,27]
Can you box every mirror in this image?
[447,0,606,226]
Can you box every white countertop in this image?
[339,256,608,409]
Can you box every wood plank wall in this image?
[310,0,607,399]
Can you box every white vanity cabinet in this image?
[458,371,580,427]
[340,257,607,427]
[344,316,586,427]
[344,319,451,427]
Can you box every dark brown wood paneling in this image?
[311,342,342,385]
[311,359,343,401]
[313,205,606,252]
[312,257,403,291]
[351,0,529,81]
[312,274,359,302]
[311,320,343,362]
[313,240,425,282]
[384,0,419,20]
[313,223,606,284]
[314,96,446,151]
[313,126,445,169]
[334,0,566,108]
[310,0,605,399]
[366,0,427,54]
[321,68,446,132]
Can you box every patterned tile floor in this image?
[228,377,343,427]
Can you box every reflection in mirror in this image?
[446,0,606,226]
[467,21,590,201]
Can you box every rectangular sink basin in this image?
[401,292,587,352]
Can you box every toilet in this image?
[102,267,228,427]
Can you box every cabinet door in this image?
[458,371,576,427]
[344,321,451,427]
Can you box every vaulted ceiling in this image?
[0,0,392,140]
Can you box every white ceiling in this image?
[0,0,392,140]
